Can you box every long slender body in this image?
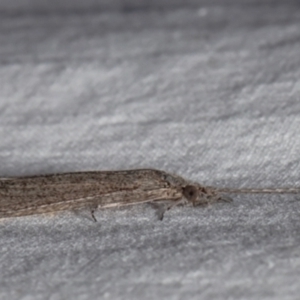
[0,169,299,219]
[0,169,185,218]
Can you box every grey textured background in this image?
[1,1,300,299]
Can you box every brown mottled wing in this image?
[0,169,183,218]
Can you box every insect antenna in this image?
[217,187,300,194]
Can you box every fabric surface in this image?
[1,1,300,299]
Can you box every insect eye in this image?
[183,185,198,202]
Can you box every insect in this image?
[0,169,299,221]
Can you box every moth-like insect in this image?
[0,169,299,220]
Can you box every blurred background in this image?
[1,0,300,299]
